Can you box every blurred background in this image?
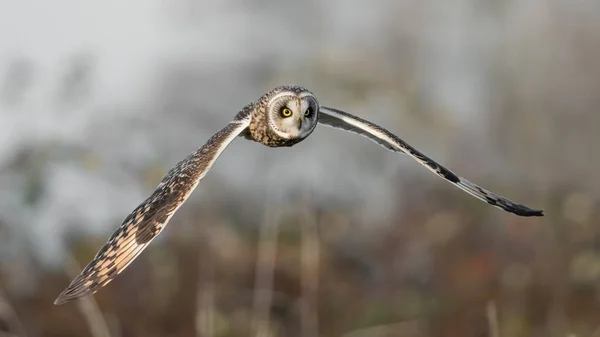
[0,0,598,336]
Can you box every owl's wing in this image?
[54,117,251,305]
[318,106,543,217]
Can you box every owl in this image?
[54,85,543,305]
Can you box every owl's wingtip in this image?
[513,206,544,217]
[527,209,544,217]
[53,293,69,305]
[53,287,82,305]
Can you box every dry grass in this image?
[299,193,319,337]
[0,288,28,337]
[251,191,283,337]
[486,301,499,337]
[63,253,112,337]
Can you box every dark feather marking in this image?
[319,106,543,217]
[320,106,461,183]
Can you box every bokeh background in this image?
[0,0,598,336]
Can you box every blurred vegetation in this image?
[1,184,596,337]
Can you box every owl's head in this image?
[264,86,319,140]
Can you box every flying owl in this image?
[54,85,543,305]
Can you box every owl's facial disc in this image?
[268,92,319,140]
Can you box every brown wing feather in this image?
[54,119,250,305]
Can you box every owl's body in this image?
[54,84,544,305]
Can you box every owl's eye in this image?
[281,108,293,117]
[305,107,312,117]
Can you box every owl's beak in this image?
[297,117,303,128]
